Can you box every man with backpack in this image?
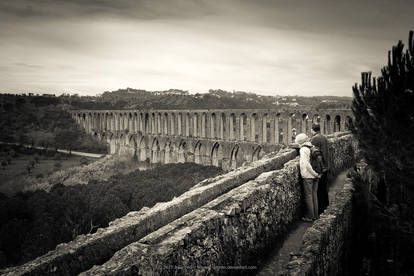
[311,123,329,215]
[295,133,321,222]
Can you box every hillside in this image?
[0,94,107,153]
[63,88,352,110]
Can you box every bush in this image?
[79,157,89,166]
[0,163,222,268]
[54,162,62,170]
[35,173,44,179]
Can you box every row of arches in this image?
[75,109,353,146]
[104,133,266,171]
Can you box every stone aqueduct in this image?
[71,108,353,170]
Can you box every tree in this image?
[351,31,414,275]
[55,128,81,155]
[351,30,414,198]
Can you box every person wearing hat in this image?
[311,123,329,215]
[295,133,320,222]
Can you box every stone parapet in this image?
[81,134,358,275]
[280,175,354,276]
[81,159,302,275]
[0,149,297,276]
[1,134,357,276]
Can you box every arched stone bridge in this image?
[71,108,353,171]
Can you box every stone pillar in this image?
[135,114,139,133]
[119,114,123,131]
[269,117,275,144]
[210,114,215,139]
[164,114,168,135]
[108,115,112,131]
[153,114,157,134]
[287,116,293,144]
[170,114,175,136]
[329,118,334,134]
[197,114,202,137]
[274,117,279,144]
[85,115,90,133]
[94,114,98,131]
[193,114,198,137]
[320,117,325,135]
[128,114,133,132]
[218,114,224,140]
[98,114,102,131]
[185,113,190,137]
[102,114,106,130]
[177,114,182,136]
[340,115,345,132]
[236,115,241,141]
[301,116,307,133]
[113,114,118,131]
[282,118,289,145]
[125,114,129,131]
[249,116,255,142]
[96,114,100,131]
[201,113,206,138]
[157,114,161,134]
[261,115,266,143]
[239,115,244,141]
[138,114,142,133]
[229,115,234,140]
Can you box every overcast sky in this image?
[0,0,412,96]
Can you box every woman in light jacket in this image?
[295,133,320,221]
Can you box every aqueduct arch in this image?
[71,108,353,170]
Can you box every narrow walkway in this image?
[254,169,350,275]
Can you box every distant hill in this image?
[0,94,107,153]
[63,88,352,110]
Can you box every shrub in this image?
[0,163,223,268]
[54,162,62,169]
[35,173,44,179]
[79,157,89,166]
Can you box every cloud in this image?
[0,0,413,96]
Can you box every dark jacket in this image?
[311,133,329,168]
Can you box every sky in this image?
[0,0,413,96]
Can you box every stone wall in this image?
[281,176,355,276]
[80,134,358,275]
[82,159,302,276]
[1,149,297,276]
[280,155,365,276]
[2,134,357,276]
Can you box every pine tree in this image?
[351,31,414,197]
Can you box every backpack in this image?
[303,145,327,174]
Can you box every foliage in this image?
[58,88,352,110]
[349,167,414,276]
[0,163,222,268]
[350,31,414,275]
[0,94,107,154]
[351,31,414,192]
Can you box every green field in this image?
[0,152,93,196]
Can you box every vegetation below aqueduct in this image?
[0,94,107,154]
[0,162,222,269]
